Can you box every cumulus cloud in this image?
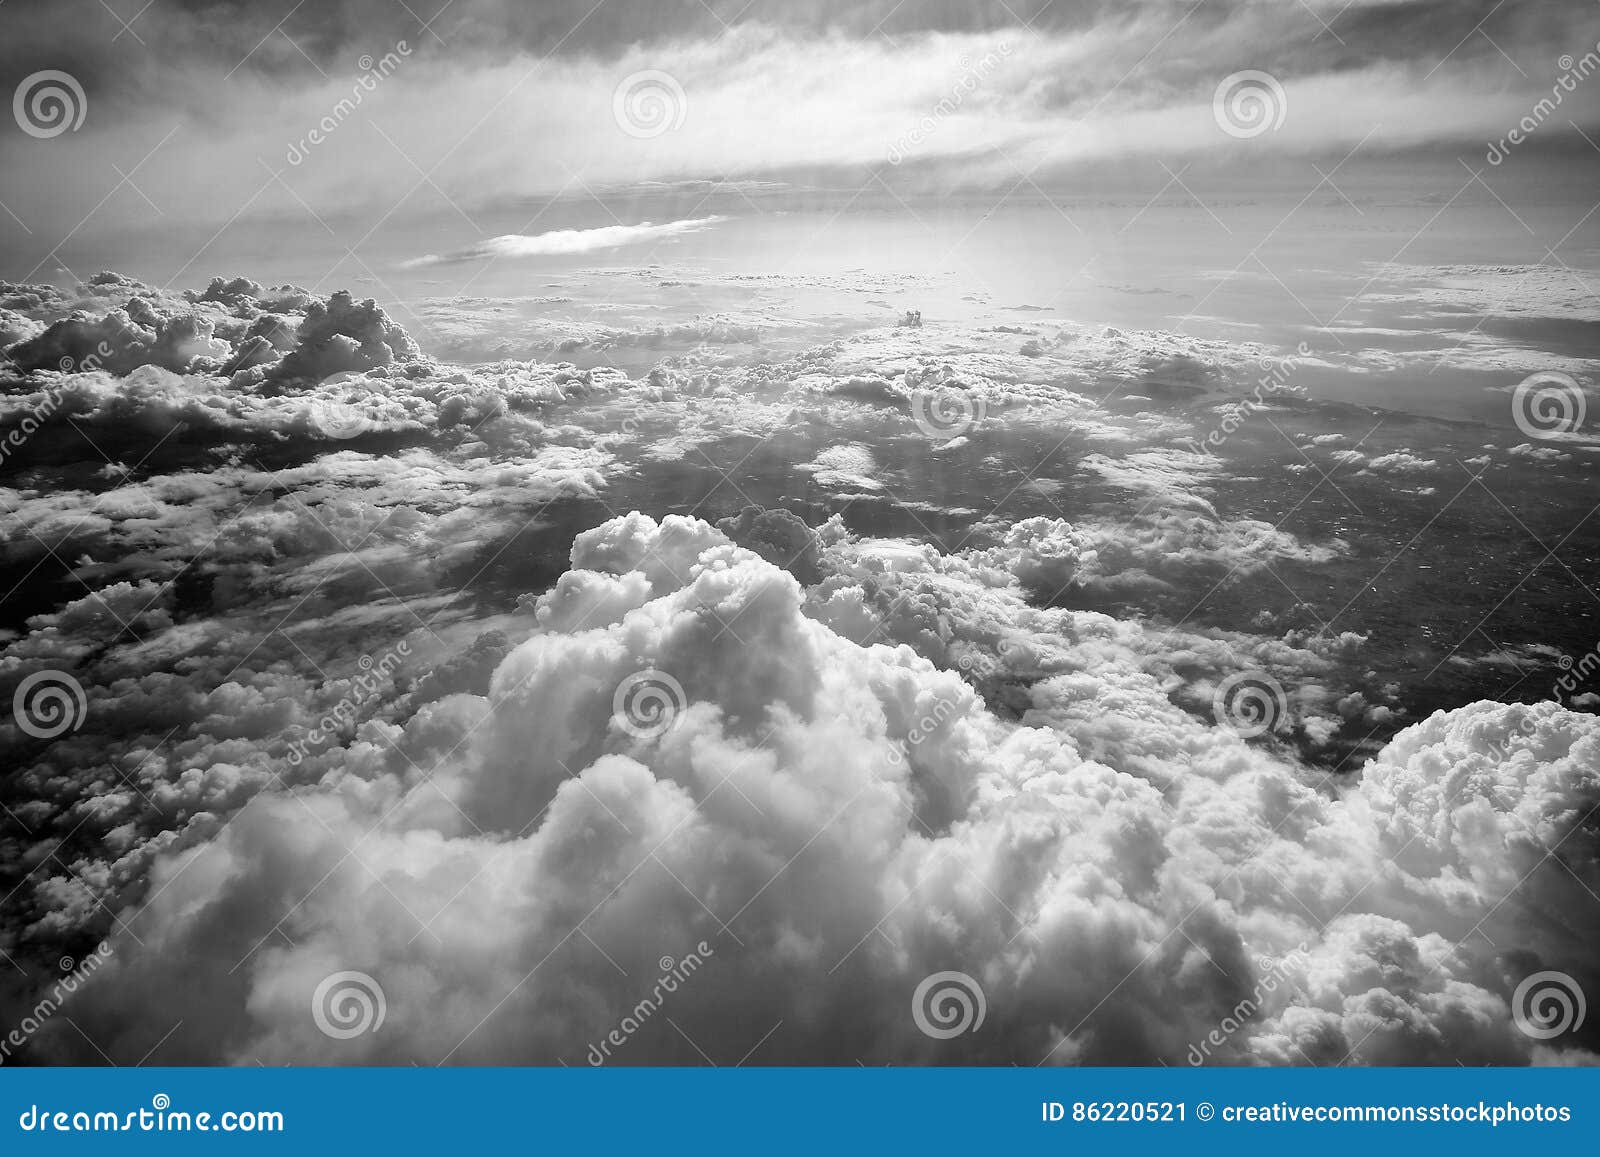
[16,512,1593,1066]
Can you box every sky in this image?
[2,0,1599,282]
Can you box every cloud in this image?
[3,272,1595,1067]
[20,511,1595,1066]
[3,2,1596,255]
[402,218,728,268]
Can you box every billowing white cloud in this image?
[13,511,1595,1066]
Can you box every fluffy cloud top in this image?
[12,511,1597,1065]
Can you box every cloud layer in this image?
[1,0,1596,258]
[402,218,726,267]
[29,511,1600,1066]
[2,272,1596,1066]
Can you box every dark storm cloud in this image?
[0,0,1583,100]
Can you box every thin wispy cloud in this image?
[401,217,727,267]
